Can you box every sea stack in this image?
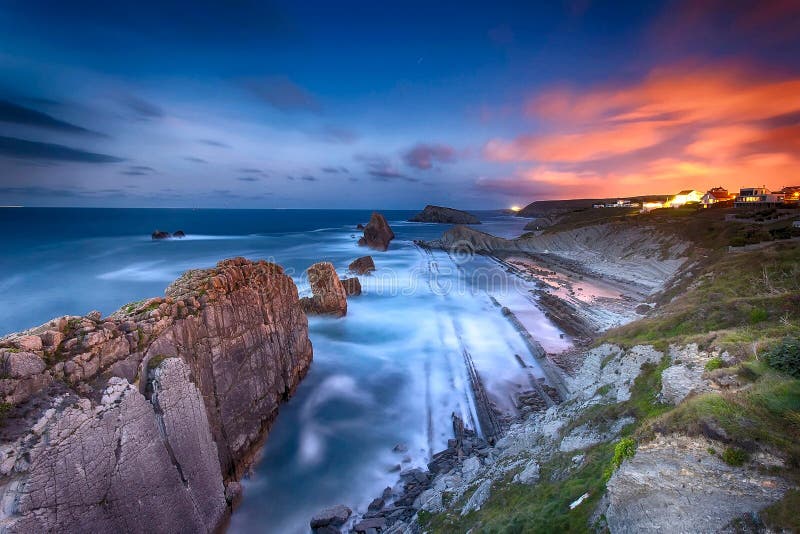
[299,262,348,317]
[348,255,376,275]
[409,205,481,224]
[358,212,395,251]
[0,258,313,532]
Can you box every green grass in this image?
[602,245,800,350]
[604,438,636,481]
[647,372,800,462]
[420,443,615,534]
[762,489,800,532]
[721,447,749,466]
[704,357,724,371]
[0,402,12,426]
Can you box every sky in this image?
[0,0,799,209]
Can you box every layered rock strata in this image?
[0,257,313,532]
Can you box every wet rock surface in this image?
[358,212,395,251]
[0,257,313,532]
[409,205,481,224]
[300,262,348,317]
[348,255,376,275]
[341,277,362,296]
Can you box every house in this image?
[641,201,664,212]
[794,220,800,229]
[779,186,800,204]
[666,189,702,208]
[734,186,785,208]
[701,187,734,208]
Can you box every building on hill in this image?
[701,187,735,208]
[734,186,785,208]
[666,189,702,208]
[779,186,800,204]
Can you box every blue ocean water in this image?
[0,208,568,533]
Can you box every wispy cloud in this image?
[198,138,230,148]
[0,135,123,163]
[119,95,164,120]
[403,143,456,170]
[185,156,208,163]
[245,76,321,113]
[0,100,102,136]
[120,164,156,176]
[356,154,418,182]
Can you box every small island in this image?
[409,205,481,224]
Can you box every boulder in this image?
[409,205,481,224]
[358,212,395,251]
[151,230,170,240]
[0,351,46,379]
[348,256,376,275]
[173,230,186,238]
[310,505,352,531]
[341,277,362,296]
[300,262,348,317]
[356,223,365,230]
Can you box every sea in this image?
[0,208,569,533]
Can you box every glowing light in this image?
[510,205,521,212]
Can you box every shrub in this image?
[749,307,768,324]
[604,437,636,481]
[721,447,749,466]
[763,337,800,378]
[705,357,724,372]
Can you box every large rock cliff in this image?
[0,257,313,532]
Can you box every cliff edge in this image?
[0,257,313,532]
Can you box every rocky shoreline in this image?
[0,258,320,532]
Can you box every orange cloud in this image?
[482,64,800,198]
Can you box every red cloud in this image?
[481,64,800,198]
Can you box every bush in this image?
[721,447,749,466]
[749,307,768,324]
[604,437,636,481]
[763,337,800,378]
[705,357,724,372]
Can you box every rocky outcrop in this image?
[0,257,313,532]
[341,277,362,296]
[604,434,791,533]
[409,205,481,224]
[348,256,376,275]
[358,212,395,251]
[425,222,689,293]
[310,505,352,533]
[300,262,348,317]
[151,230,170,239]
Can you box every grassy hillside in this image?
[420,220,800,533]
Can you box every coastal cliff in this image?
[0,257,313,532]
[425,222,689,293]
[409,205,481,224]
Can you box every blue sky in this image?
[1,0,798,208]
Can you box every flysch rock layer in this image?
[0,257,313,532]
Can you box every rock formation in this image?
[348,255,376,275]
[358,212,395,251]
[409,205,481,224]
[152,230,170,239]
[299,262,348,317]
[0,257,313,532]
[341,277,362,296]
[173,230,186,238]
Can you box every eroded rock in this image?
[358,212,395,251]
[300,262,348,317]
